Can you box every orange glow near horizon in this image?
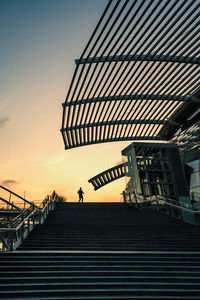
[1,0,129,204]
[2,1,196,205]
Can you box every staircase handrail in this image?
[154,195,200,214]
[0,185,40,210]
[145,195,194,210]
[11,206,33,227]
[191,191,200,201]
[192,190,200,195]
[0,194,59,251]
[0,196,23,211]
[0,209,36,232]
[128,192,200,214]
[0,232,9,250]
[0,196,57,231]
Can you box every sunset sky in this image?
[0,0,130,203]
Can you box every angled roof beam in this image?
[75,54,200,65]
[62,94,199,107]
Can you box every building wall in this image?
[171,120,200,202]
[122,142,188,201]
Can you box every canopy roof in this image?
[61,0,200,150]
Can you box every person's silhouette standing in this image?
[77,187,84,203]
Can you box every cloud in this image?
[0,117,9,129]
[1,179,19,186]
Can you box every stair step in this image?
[1,296,199,300]
[1,275,200,283]
[2,256,200,260]
[2,270,200,277]
[1,281,200,291]
[1,202,200,299]
[0,287,200,297]
[2,260,200,266]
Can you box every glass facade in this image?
[122,142,196,223]
[171,120,200,202]
[171,121,200,154]
[122,143,187,201]
[122,146,142,198]
[186,159,200,200]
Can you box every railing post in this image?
[195,212,200,225]
[2,242,6,252]
[171,207,175,218]
[177,208,182,220]
[9,230,13,251]
[21,224,24,242]
[0,193,60,252]
[1,233,9,252]
[134,193,138,208]
[27,217,30,233]
[140,195,145,211]
[128,193,131,204]
[156,196,159,211]
[122,191,127,203]
[39,212,43,224]
[165,197,170,215]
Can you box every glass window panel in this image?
[187,159,200,172]
[190,187,200,201]
[142,183,150,196]
[190,172,200,188]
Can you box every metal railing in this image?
[0,185,40,210]
[0,195,58,251]
[122,191,200,225]
[191,191,200,202]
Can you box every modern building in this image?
[61,0,200,222]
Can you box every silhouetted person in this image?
[77,187,84,203]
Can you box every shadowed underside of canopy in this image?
[61,0,200,150]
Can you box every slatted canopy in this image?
[88,163,128,190]
[61,0,200,150]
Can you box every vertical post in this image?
[128,192,132,204]
[123,191,127,203]
[40,212,43,224]
[8,193,11,210]
[171,206,175,218]
[23,191,26,210]
[133,192,137,208]
[156,195,159,211]
[27,218,30,233]
[22,222,24,242]
[9,230,13,251]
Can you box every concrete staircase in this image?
[1,202,200,299]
